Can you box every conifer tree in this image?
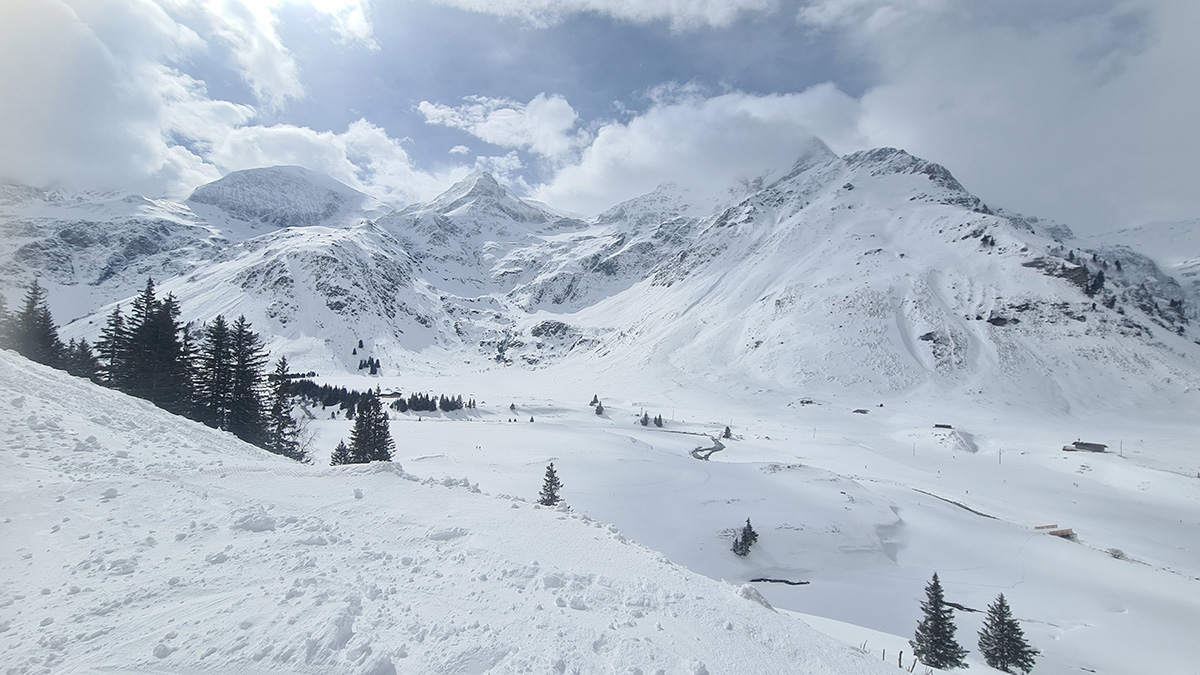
[349,392,393,462]
[741,518,758,547]
[63,338,100,381]
[731,535,749,556]
[538,462,562,506]
[196,315,234,429]
[95,305,130,389]
[227,316,267,445]
[641,412,649,426]
[731,518,757,556]
[10,280,64,367]
[330,440,352,466]
[978,594,1039,674]
[124,280,191,414]
[265,357,305,461]
[595,402,604,415]
[911,573,969,670]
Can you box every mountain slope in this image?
[5,145,1197,413]
[0,350,901,675]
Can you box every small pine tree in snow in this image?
[741,518,758,547]
[978,594,1039,674]
[595,402,604,415]
[538,462,563,506]
[641,412,649,426]
[589,394,598,406]
[330,440,352,466]
[910,573,969,670]
[654,415,663,428]
[722,425,732,439]
[731,535,748,556]
[731,518,757,556]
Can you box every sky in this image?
[1,0,1197,233]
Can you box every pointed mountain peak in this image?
[842,147,991,214]
[426,171,551,225]
[432,171,506,205]
[843,148,964,192]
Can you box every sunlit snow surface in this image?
[1,352,905,674]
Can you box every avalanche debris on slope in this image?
[0,351,897,675]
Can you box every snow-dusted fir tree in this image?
[910,573,968,670]
[978,594,1039,674]
[538,462,563,506]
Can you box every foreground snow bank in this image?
[0,351,895,674]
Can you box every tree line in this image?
[0,279,304,462]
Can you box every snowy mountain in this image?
[187,165,389,236]
[4,144,1200,675]
[4,144,1200,410]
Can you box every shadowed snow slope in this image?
[0,350,899,675]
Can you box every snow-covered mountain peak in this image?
[841,147,991,213]
[423,170,553,226]
[594,182,699,226]
[186,166,383,232]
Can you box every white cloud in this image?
[0,0,219,194]
[422,0,776,29]
[449,145,471,155]
[0,0,441,205]
[795,0,1200,231]
[207,119,464,204]
[156,0,377,108]
[419,94,586,163]
[533,88,860,216]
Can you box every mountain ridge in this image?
[1,147,1197,413]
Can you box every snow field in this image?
[305,363,1200,675]
[1,351,905,674]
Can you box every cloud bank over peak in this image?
[1,0,1196,233]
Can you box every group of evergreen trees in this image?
[1,279,305,462]
[731,518,758,556]
[289,380,364,416]
[0,280,101,379]
[911,573,1039,673]
[639,412,665,427]
[390,392,473,413]
[330,391,395,465]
